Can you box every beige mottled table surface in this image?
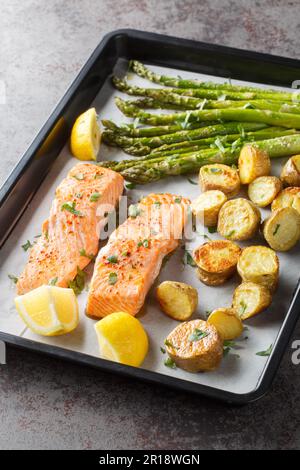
[0,0,300,450]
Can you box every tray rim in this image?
[1,28,300,404]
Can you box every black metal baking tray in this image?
[1,29,300,404]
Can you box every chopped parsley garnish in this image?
[160,347,166,354]
[21,240,33,252]
[239,300,247,315]
[107,255,118,264]
[164,357,176,369]
[61,201,83,217]
[213,137,226,153]
[79,248,95,260]
[223,341,239,358]
[154,201,162,207]
[187,177,198,185]
[208,226,217,234]
[273,224,280,236]
[8,274,18,284]
[90,192,101,202]
[108,272,118,285]
[225,230,235,238]
[73,173,85,181]
[76,193,83,199]
[209,167,222,174]
[164,339,178,349]
[174,196,182,204]
[49,277,58,286]
[125,182,136,190]
[256,344,273,357]
[122,251,129,257]
[128,204,141,218]
[237,124,245,138]
[188,329,209,342]
[183,250,197,268]
[137,239,149,248]
[68,267,86,295]
[197,98,207,110]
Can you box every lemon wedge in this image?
[94,312,148,367]
[15,285,79,336]
[70,107,101,161]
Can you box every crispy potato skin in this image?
[207,308,243,340]
[165,319,223,372]
[191,190,227,227]
[217,198,261,241]
[199,164,240,198]
[232,282,272,320]
[194,240,241,286]
[237,245,279,292]
[263,207,300,251]
[280,155,300,187]
[238,145,271,184]
[271,187,300,215]
[156,281,198,321]
[196,268,229,286]
[248,176,282,207]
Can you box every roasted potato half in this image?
[207,308,243,340]
[238,144,271,184]
[248,176,282,207]
[191,190,227,227]
[156,281,198,321]
[271,187,300,215]
[194,240,241,286]
[280,155,300,187]
[199,164,240,198]
[263,207,300,251]
[237,245,279,292]
[217,198,261,241]
[164,319,223,372]
[232,282,272,320]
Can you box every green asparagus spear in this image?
[101,119,213,137]
[99,129,299,173]
[115,98,300,128]
[117,95,300,114]
[113,77,260,101]
[130,61,300,102]
[119,134,300,184]
[103,120,268,155]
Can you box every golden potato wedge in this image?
[196,268,230,286]
[248,176,282,207]
[238,145,271,184]
[217,198,261,241]
[156,281,198,321]
[194,240,241,286]
[207,308,243,340]
[191,190,227,227]
[199,164,240,198]
[232,282,272,320]
[237,245,279,292]
[280,155,300,187]
[271,187,300,215]
[263,207,300,251]
[164,319,223,372]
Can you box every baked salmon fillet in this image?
[86,193,190,318]
[17,163,124,294]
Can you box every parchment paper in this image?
[0,60,299,395]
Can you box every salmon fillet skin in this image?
[16,163,124,294]
[86,193,190,318]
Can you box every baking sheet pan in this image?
[1,30,300,403]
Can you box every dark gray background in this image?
[0,0,299,449]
